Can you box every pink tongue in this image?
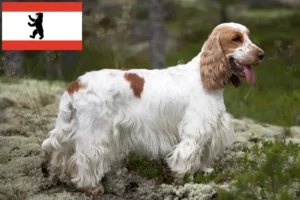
[243,66,255,84]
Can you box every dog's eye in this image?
[232,36,242,42]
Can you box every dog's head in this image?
[200,22,264,89]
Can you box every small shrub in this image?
[217,140,300,200]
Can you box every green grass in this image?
[126,152,173,183]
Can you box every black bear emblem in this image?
[28,12,44,40]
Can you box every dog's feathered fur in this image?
[42,22,264,194]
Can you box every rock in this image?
[240,117,257,124]
[231,118,247,132]
[285,138,300,144]
[104,168,158,198]
[161,183,216,200]
[290,126,300,139]
[26,192,91,200]
[295,116,300,125]
[246,123,285,139]
[233,118,285,142]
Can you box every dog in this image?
[42,22,264,195]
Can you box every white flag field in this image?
[2,2,82,50]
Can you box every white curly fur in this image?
[40,23,260,190]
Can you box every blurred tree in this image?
[60,51,80,79]
[197,0,238,23]
[219,0,229,23]
[148,0,167,69]
[2,51,25,78]
[279,0,300,8]
[214,0,238,23]
[44,51,64,80]
[246,0,300,9]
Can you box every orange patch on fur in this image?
[66,80,86,94]
[124,73,145,98]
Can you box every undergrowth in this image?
[126,140,300,199]
[126,152,173,184]
[217,140,300,199]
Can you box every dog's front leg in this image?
[166,118,214,184]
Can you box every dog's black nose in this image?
[257,52,264,60]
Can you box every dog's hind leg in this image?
[42,91,76,152]
[70,106,118,195]
[42,91,78,182]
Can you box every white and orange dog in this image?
[42,22,264,195]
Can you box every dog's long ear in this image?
[200,31,229,89]
[230,74,241,88]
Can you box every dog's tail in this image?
[42,91,75,151]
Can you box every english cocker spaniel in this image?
[42,22,264,195]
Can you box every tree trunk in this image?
[44,51,55,80]
[44,51,64,80]
[60,51,79,80]
[217,0,230,23]
[2,51,25,78]
[220,6,228,23]
[148,0,167,69]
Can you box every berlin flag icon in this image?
[2,2,82,50]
